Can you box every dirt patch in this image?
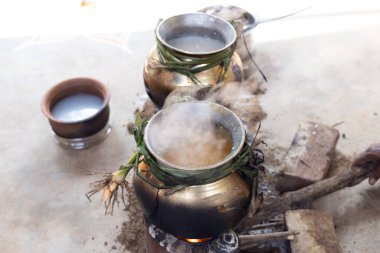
[116,184,146,253]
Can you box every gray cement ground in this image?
[1,18,380,253]
[0,32,154,252]
[256,25,380,252]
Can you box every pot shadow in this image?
[51,127,135,177]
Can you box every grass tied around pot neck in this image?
[154,20,240,85]
[155,39,236,85]
[86,113,264,214]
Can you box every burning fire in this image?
[177,236,213,244]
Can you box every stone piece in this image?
[277,121,339,192]
[285,209,341,253]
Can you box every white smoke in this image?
[148,103,232,169]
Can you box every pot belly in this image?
[133,169,252,239]
[143,49,243,108]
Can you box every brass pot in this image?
[198,5,256,61]
[133,170,251,239]
[133,101,252,239]
[143,13,244,108]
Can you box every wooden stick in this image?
[267,218,284,223]
[238,166,373,229]
[243,221,284,231]
[239,231,296,243]
[247,221,284,230]
[239,231,297,250]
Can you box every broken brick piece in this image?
[277,121,339,193]
[285,209,341,253]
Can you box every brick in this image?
[285,209,341,253]
[277,121,339,193]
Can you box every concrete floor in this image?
[255,25,380,252]
[1,10,380,253]
[0,32,154,252]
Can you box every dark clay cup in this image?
[41,77,110,139]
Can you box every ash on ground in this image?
[116,183,146,253]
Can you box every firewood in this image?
[244,221,284,231]
[239,231,297,250]
[238,165,374,230]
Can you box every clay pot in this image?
[41,77,111,149]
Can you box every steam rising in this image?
[148,103,232,169]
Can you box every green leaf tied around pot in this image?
[86,104,264,214]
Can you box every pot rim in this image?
[144,101,246,172]
[41,77,111,125]
[156,12,237,55]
